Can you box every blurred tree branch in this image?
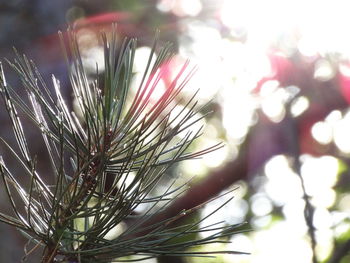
[327,239,350,263]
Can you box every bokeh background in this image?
[0,0,350,262]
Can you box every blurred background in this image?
[0,0,350,262]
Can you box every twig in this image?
[284,107,317,263]
[327,239,350,263]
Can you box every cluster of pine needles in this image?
[0,27,246,262]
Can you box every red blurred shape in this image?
[256,52,295,92]
[298,113,326,156]
[73,12,132,29]
[37,12,136,59]
[339,72,350,104]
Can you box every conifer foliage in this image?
[0,28,244,262]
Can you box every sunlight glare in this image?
[157,0,202,16]
[261,88,286,122]
[251,215,272,229]
[338,194,350,212]
[227,234,253,260]
[252,221,313,263]
[334,221,350,239]
[311,188,336,208]
[251,193,273,217]
[325,110,342,123]
[220,0,350,58]
[161,1,350,262]
[264,155,303,205]
[202,139,229,168]
[180,159,207,177]
[313,207,333,229]
[334,111,350,153]
[81,46,105,72]
[260,80,279,97]
[315,228,334,261]
[311,121,333,145]
[200,196,249,238]
[291,96,310,117]
[314,59,335,81]
[103,221,126,240]
[173,0,202,17]
[133,47,155,73]
[301,155,339,208]
[282,198,308,236]
[156,0,174,12]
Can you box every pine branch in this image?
[0,27,245,262]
